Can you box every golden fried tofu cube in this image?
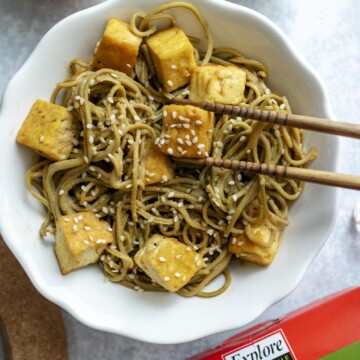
[229,225,281,265]
[189,65,246,105]
[144,144,175,185]
[146,27,196,92]
[92,18,142,76]
[157,104,214,158]
[134,234,203,292]
[16,99,79,161]
[54,212,113,275]
[245,223,274,248]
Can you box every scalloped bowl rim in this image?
[0,0,339,344]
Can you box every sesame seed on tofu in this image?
[134,234,204,292]
[156,104,214,159]
[16,99,80,161]
[54,212,113,275]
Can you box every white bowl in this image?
[0,0,339,344]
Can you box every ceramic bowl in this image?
[0,0,339,344]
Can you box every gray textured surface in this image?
[1,0,360,359]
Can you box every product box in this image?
[189,287,360,360]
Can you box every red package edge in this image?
[188,287,360,360]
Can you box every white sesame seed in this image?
[126,184,133,189]
[102,206,108,213]
[39,135,44,143]
[240,136,246,142]
[177,146,183,153]
[260,178,266,186]
[84,226,91,231]
[197,144,205,149]
[178,202,183,208]
[265,88,271,94]
[280,103,286,110]
[67,105,74,111]
[59,189,65,196]
[59,155,66,160]
[192,136,198,144]
[176,254,182,259]
[120,235,126,241]
[167,80,173,87]
[186,247,191,252]
[246,149,251,154]
[84,156,89,163]
[126,63,131,68]
[159,256,166,262]
[274,129,281,138]
[88,136,94,144]
[134,115,140,121]
[228,180,235,186]
[72,225,78,233]
[74,216,79,224]
[170,64,177,69]
[168,191,175,198]
[172,111,177,119]
[164,276,170,281]
[64,218,70,222]
[175,272,181,278]
[167,148,173,155]
[107,97,114,104]
[83,240,89,245]
[232,194,238,201]
[163,110,168,117]
[161,175,168,183]
[195,120,202,125]
[183,123,190,129]
[161,195,166,202]
[207,229,214,236]
[177,138,184,145]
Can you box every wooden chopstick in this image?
[172,98,360,139]
[175,157,360,190]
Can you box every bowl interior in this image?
[0,0,338,343]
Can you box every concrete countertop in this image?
[0,0,359,359]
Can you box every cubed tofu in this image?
[144,143,175,185]
[134,234,203,292]
[16,99,79,161]
[91,18,142,76]
[229,224,281,265]
[157,104,214,158]
[146,26,197,92]
[54,212,113,275]
[189,65,247,105]
[245,223,273,248]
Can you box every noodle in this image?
[25,2,317,297]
